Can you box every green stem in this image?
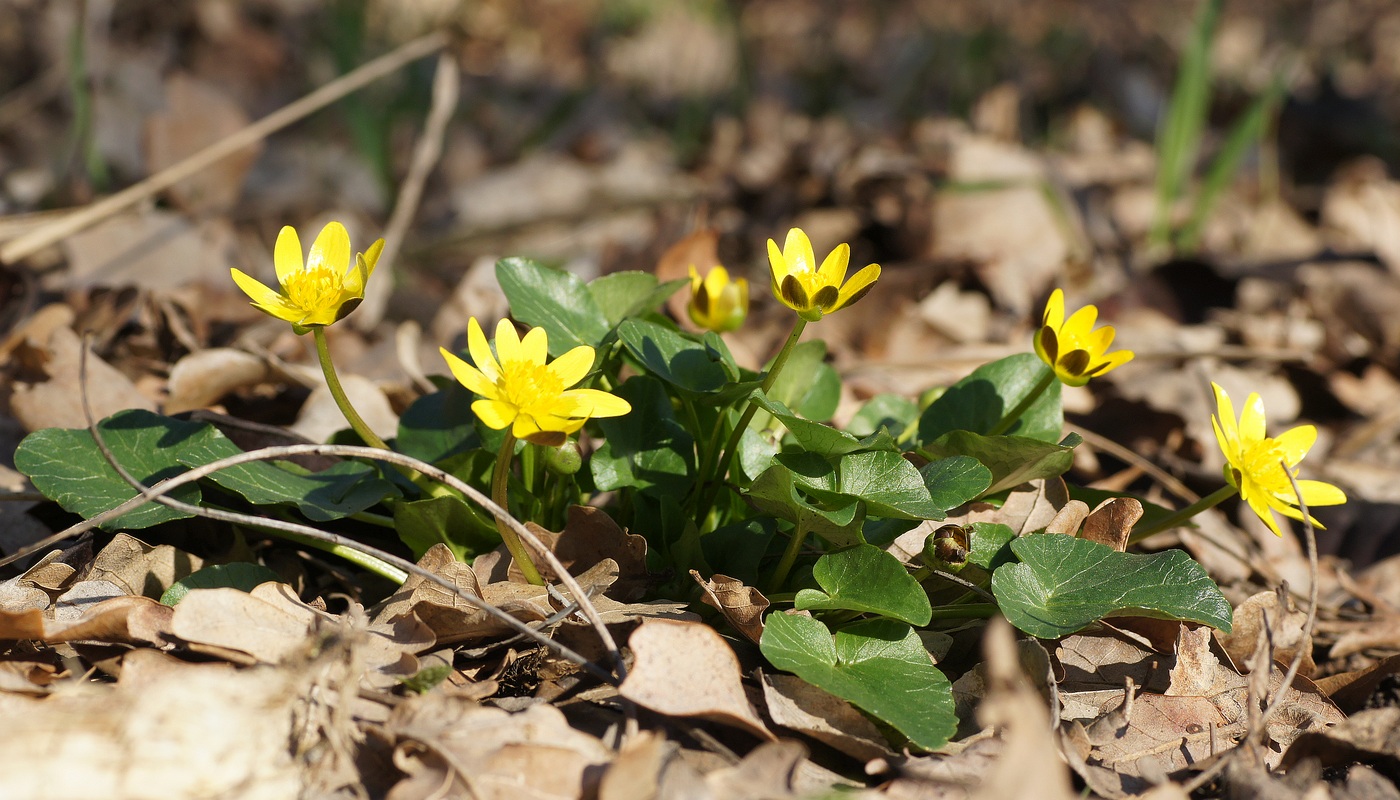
[928,603,998,621]
[767,521,809,593]
[492,432,544,585]
[1128,484,1237,544]
[225,510,407,583]
[314,327,390,451]
[697,318,808,521]
[986,366,1056,436]
[348,510,395,528]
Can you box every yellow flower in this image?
[688,265,749,333]
[1033,289,1134,386]
[766,228,880,322]
[231,222,384,334]
[441,318,631,447]
[1210,382,1346,537]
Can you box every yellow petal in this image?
[767,238,790,283]
[519,326,549,366]
[548,345,595,389]
[1086,349,1134,378]
[704,265,730,295]
[1238,392,1267,444]
[689,265,704,294]
[560,387,632,419]
[1042,289,1065,328]
[1063,304,1099,338]
[1211,383,1239,448]
[361,238,385,279]
[467,318,500,383]
[1243,487,1283,536]
[441,347,498,399]
[817,242,850,288]
[1273,425,1317,466]
[1296,479,1346,507]
[1085,324,1116,356]
[493,318,522,364]
[472,399,516,430]
[273,226,303,286]
[231,268,299,321]
[831,263,880,312]
[307,221,351,275]
[783,228,817,276]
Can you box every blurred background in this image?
[4,0,1400,569]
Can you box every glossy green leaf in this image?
[992,534,1234,639]
[396,378,481,464]
[966,522,1016,571]
[617,318,730,394]
[920,431,1073,494]
[15,410,208,529]
[917,354,1062,443]
[795,544,932,625]
[496,257,611,355]
[588,271,684,327]
[751,393,898,458]
[791,451,946,521]
[746,464,865,547]
[919,456,992,510]
[176,435,395,522]
[848,394,919,440]
[393,494,500,561]
[767,340,840,422]
[591,376,694,497]
[161,563,283,606]
[760,614,957,750]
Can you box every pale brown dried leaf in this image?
[693,570,768,645]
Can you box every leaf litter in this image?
[5,0,1400,797]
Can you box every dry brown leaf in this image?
[0,660,302,797]
[704,740,806,800]
[535,505,650,600]
[170,583,319,665]
[1280,707,1400,772]
[386,694,613,800]
[619,618,774,741]
[1080,497,1144,551]
[692,570,769,645]
[145,72,261,214]
[372,543,500,647]
[60,211,237,290]
[760,672,894,762]
[164,347,271,414]
[1331,616,1400,660]
[291,372,398,444]
[968,617,1077,800]
[87,532,203,599]
[4,308,156,431]
[1216,589,1314,676]
[1045,500,1090,535]
[1315,653,1400,714]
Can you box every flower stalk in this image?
[493,431,544,585]
[314,327,390,451]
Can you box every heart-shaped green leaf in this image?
[847,393,919,441]
[992,534,1234,638]
[496,257,611,355]
[591,376,695,497]
[795,450,946,520]
[15,409,208,529]
[393,494,501,561]
[587,271,684,327]
[617,319,730,394]
[765,340,840,422]
[751,393,898,458]
[746,464,865,546]
[917,354,1062,443]
[796,544,932,625]
[395,378,482,464]
[920,456,992,510]
[761,614,957,750]
[920,431,1073,494]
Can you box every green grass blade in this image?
[1148,0,1223,252]
[1176,75,1286,254]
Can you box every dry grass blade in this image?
[0,30,450,265]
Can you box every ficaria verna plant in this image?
[14,223,1344,752]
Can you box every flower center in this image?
[283,266,345,312]
[500,359,565,410]
[1240,439,1293,492]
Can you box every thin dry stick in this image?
[1067,423,1199,505]
[354,50,459,330]
[0,30,450,265]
